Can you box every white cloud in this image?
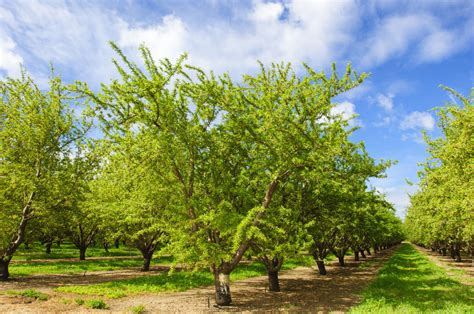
[375,93,394,112]
[373,116,392,127]
[376,185,418,218]
[119,15,188,62]
[361,14,435,67]
[0,31,23,77]
[0,1,123,84]
[330,101,363,127]
[117,0,360,76]
[400,111,435,130]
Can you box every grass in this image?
[85,299,109,309]
[350,243,474,314]
[4,289,50,301]
[13,242,140,261]
[9,256,174,276]
[55,257,313,298]
[129,304,146,314]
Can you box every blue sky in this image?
[1,0,473,217]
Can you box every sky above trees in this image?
[1,0,473,217]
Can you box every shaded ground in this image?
[0,246,398,313]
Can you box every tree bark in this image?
[214,272,232,306]
[316,260,327,275]
[454,247,462,262]
[142,251,154,271]
[79,246,86,260]
[267,270,280,292]
[114,238,120,249]
[360,250,366,258]
[354,250,359,261]
[366,248,371,255]
[441,248,447,256]
[0,260,9,281]
[337,255,345,266]
[45,241,52,254]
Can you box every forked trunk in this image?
[316,260,327,275]
[337,255,345,266]
[214,272,232,306]
[268,271,280,292]
[0,259,9,281]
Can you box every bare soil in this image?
[0,247,398,313]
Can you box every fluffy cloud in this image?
[0,31,23,77]
[400,111,435,130]
[375,93,394,112]
[117,0,360,76]
[0,0,472,84]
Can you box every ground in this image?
[0,244,471,313]
[0,247,396,313]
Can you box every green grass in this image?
[350,243,474,314]
[85,299,109,309]
[5,289,50,301]
[10,256,174,276]
[13,242,140,261]
[55,258,311,298]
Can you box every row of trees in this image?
[405,88,473,261]
[0,44,403,305]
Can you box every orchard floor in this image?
[0,247,398,313]
[414,245,474,286]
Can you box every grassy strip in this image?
[55,257,312,298]
[350,243,474,314]
[10,256,174,276]
[13,242,140,261]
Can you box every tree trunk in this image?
[214,272,232,306]
[114,238,120,249]
[45,242,52,254]
[366,248,371,256]
[0,260,9,281]
[354,250,360,261]
[267,270,280,292]
[455,248,462,262]
[337,255,345,266]
[360,250,366,258]
[142,252,153,271]
[441,248,447,256]
[79,246,86,260]
[103,242,109,253]
[316,260,327,275]
[450,247,456,260]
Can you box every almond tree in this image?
[0,73,88,280]
[76,43,367,305]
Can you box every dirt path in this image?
[0,246,399,313]
[413,245,474,286]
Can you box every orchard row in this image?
[0,44,403,305]
[405,88,473,261]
